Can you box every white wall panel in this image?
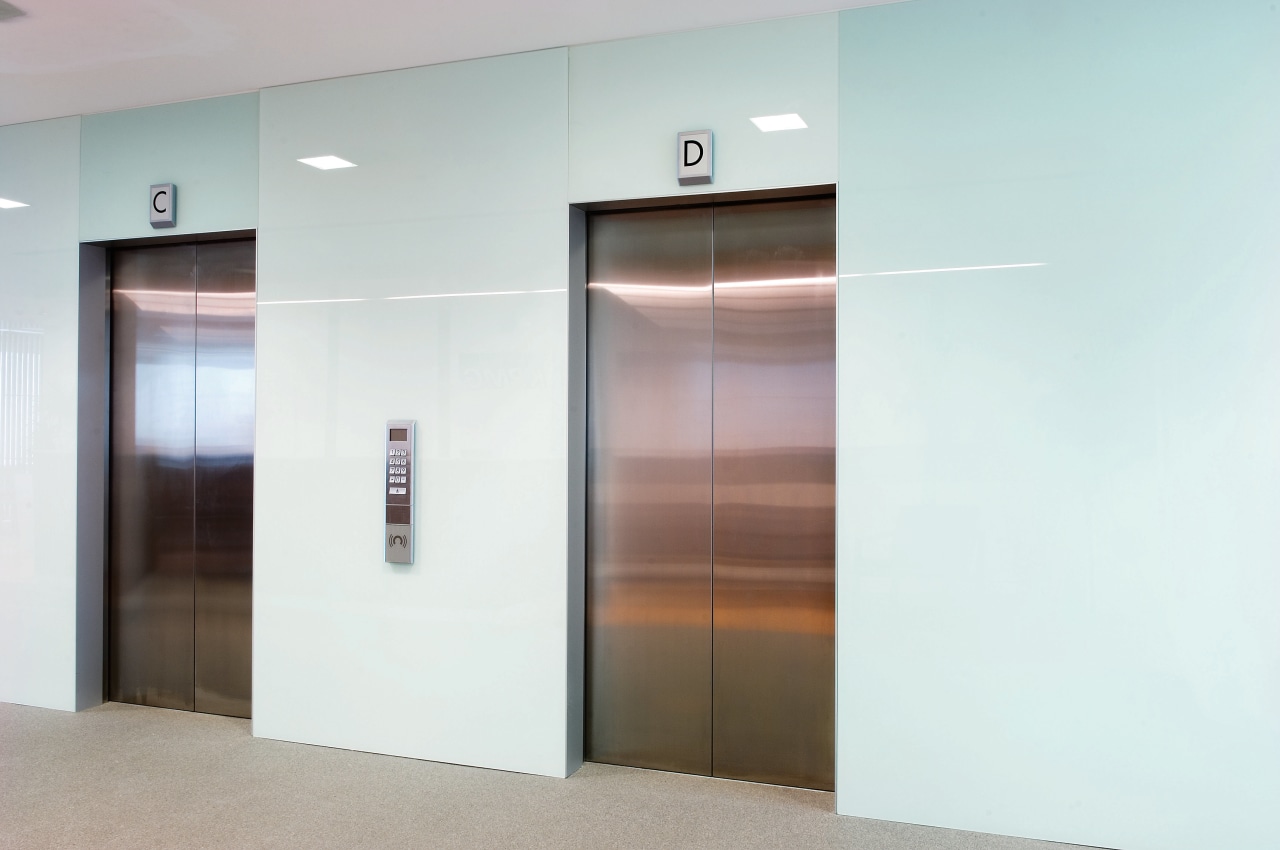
[0,117,83,710]
[836,3,1280,849]
[569,15,837,204]
[255,49,575,777]
[79,94,258,242]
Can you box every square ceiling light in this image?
[298,155,356,170]
[750,114,808,132]
[0,197,29,209]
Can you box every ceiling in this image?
[0,0,902,127]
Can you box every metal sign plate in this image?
[150,183,176,228]
[677,130,713,186]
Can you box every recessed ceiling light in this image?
[750,114,808,132]
[298,155,356,170]
[0,197,29,209]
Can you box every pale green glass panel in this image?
[0,116,82,710]
[837,3,1280,850]
[569,14,837,203]
[259,49,569,303]
[254,49,574,777]
[80,94,259,241]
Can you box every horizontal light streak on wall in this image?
[839,263,1046,279]
[255,297,367,305]
[384,288,566,301]
[259,288,566,306]
[0,197,30,209]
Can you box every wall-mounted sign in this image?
[677,130,713,186]
[150,183,176,228]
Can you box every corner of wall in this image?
[564,205,588,776]
[74,244,108,711]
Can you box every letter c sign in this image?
[150,183,176,228]
[677,130,713,186]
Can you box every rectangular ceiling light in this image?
[0,197,29,208]
[298,155,356,170]
[750,113,808,132]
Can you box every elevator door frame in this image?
[95,231,257,716]
[579,187,838,791]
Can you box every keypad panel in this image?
[385,421,415,565]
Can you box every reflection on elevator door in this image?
[585,198,836,791]
[108,240,255,718]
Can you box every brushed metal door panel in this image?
[193,241,255,718]
[109,245,198,711]
[108,240,255,718]
[711,199,837,790]
[586,207,714,775]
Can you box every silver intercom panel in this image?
[385,420,415,564]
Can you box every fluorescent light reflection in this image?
[840,263,1045,279]
[750,114,807,132]
[113,289,254,317]
[0,197,30,209]
[260,288,566,306]
[257,297,367,305]
[114,289,254,296]
[385,288,566,301]
[718,275,835,289]
[589,283,709,295]
[590,276,835,294]
[297,155,356,170]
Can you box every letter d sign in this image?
[677,130,713,186]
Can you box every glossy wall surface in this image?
[0,117,86,711]
[255,48,576,776]
[80,94,259,242]
[569,13,837,204]
[1,7,1277,849]
[836,2,1280,849]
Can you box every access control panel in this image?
[385,420,415,564]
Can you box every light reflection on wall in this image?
[0,323,40,571]
[0,324,42,469]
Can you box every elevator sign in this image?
[150,183,176,228]
[677,130,713,186]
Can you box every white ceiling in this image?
[0,0,901,127]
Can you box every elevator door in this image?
[108,240,255,718]
[586,198,836,790]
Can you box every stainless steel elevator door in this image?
[710,200,836,789]
[585,197,836,791]
[586,207,715,774]
[108,240,255,718]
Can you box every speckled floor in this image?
[0,701,1087,850]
